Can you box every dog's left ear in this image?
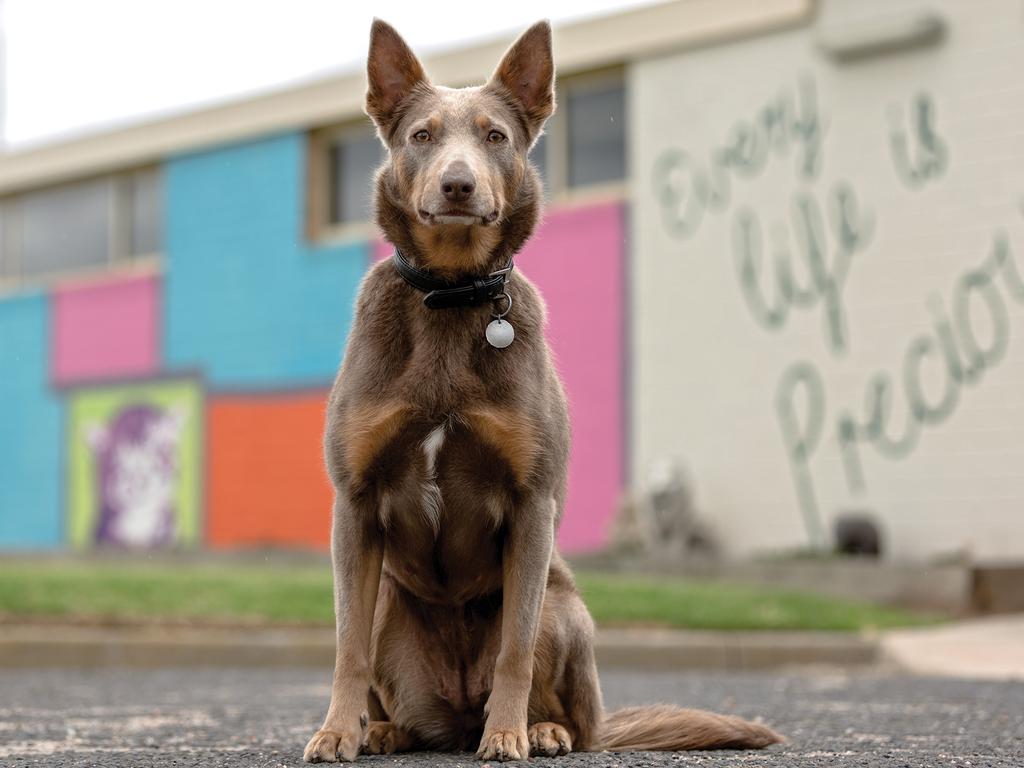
[488,20,555,138]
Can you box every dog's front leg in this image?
[305,495,383,763]
[478,497,555,761]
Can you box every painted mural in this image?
[67,379,202,549]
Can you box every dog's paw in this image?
[476,728,529,761]
[528,722,572,757]
[304,728,361,763]
[361,721,409,755]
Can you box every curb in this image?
[0,624,878,670]
[595,627,878,670]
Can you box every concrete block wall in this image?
[630,0,1024,560]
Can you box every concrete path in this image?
[2,666,1022,767]
[882,614,1024,680]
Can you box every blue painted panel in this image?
[0,292,64,548]
[164,132,369,389]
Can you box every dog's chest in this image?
[378,417,515,603]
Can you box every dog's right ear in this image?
[365,19,428,133]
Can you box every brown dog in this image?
[303,19,782,763]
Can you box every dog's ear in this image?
[365,19,429,132]
[488,21,555,137]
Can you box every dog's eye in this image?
[413,130,431,143]
[486,130,506,144]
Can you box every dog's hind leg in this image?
[527,721,573,757]
[361,721,416,755]
[531,563,782,753]
[366,688,387,722]
[360,689,418,754]
[369,577,482,752]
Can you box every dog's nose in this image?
[440,162,476,203]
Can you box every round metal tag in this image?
[485,318,515,348]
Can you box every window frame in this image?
[122,166,164,261]
[541,66,628,205]
[0,166,163,296]
[307,121,383,244]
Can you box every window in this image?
[308,125,384,239]
[530,131,549,187]
[329,132,383,225]
[567,80,626,187]
[127,167,162,257]
[530,70,627,200]
[20,178,112,279]
[0,203,12,280]
[0,167,162,287]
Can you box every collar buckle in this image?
[489,264,514,279]
[393,249,515,310]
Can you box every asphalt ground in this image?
[1,666,1022,767]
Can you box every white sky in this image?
[0,0,661,150]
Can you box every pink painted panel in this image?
[372,237,393,263]
[517,203,625,553]
[53,273,160,386]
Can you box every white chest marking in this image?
[419,424,447,533]
[422,425,446,479]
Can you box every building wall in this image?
[164,133,368,390]
[518,202,626,552]
[631,0,1024,560]
[0,293,63,547]
[0,132,626,554]
[205,390,333,550]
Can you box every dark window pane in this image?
[330,133,383,224]
[129,168,162,256]
[21,178,111,278]
[531,131,548,184]
[0,202,11,278]
[567,81,626,187]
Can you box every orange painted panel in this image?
[206,391,333,549]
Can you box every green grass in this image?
[0,561,941,631]
[0,561,335,625]
[576,572,941,632]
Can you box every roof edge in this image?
[0,0,813,195]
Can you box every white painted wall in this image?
[630,0,1024,562]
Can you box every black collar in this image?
[392,250,514,309]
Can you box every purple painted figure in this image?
[86,404,186,548]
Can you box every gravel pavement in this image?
[2,666,1022,767]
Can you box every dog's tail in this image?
[596,704,783,751]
